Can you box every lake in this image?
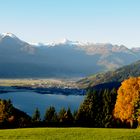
[0,92,84,118]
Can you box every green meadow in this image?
[0,128,140,140]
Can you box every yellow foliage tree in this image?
[114,77,140,127]
[0,99,14,123]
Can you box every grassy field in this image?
[0,128,140,140]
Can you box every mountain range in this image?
[0,33,140,78]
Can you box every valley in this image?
[0,79,85,116]
[0,78,85,95]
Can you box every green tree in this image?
[58,107,66,124]
[76,90,98,126]
[58,107,74,126]
[73,110,78,123]
[32,108,41,123]
[44,106,58,125]
[64,107,74,125]
[100,88,117,127]
[76,89,117,127]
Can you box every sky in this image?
[0,0,140,48]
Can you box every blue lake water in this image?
[0,92,84,118]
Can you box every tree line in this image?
[0,88,118,128]
[0,77,140,128]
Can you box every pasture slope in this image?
[0,128,140,140]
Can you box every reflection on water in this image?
[0,92,84,117]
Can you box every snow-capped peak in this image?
[60,38,69,44]
[0,32,28,45]
[60,38,71,44]
[51,38,73,45]
[46,38,89,47]
[1,32,18,38]
[29,39,92,48]
[29,42,49,47]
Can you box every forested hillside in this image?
[78,60,140,89]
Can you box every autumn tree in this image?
[114,77,140,128]
[0,99,31,128]
[0,99,14,125]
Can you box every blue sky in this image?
[0,0,140,48]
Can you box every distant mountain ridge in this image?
[78,60,140,89]
[0,33,140,78]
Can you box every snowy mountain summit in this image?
[0,33,18,39]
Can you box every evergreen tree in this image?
[32,108,41,123]
[44,106,58,125]
[63,107,74,125]
[58,107,66,125]
[76,90,98,126]
[100,88,117,127]
[73,110,78,123]
[76,89,117,127]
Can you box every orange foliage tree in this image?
[0,99,14,123]
[114,77,140,127]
